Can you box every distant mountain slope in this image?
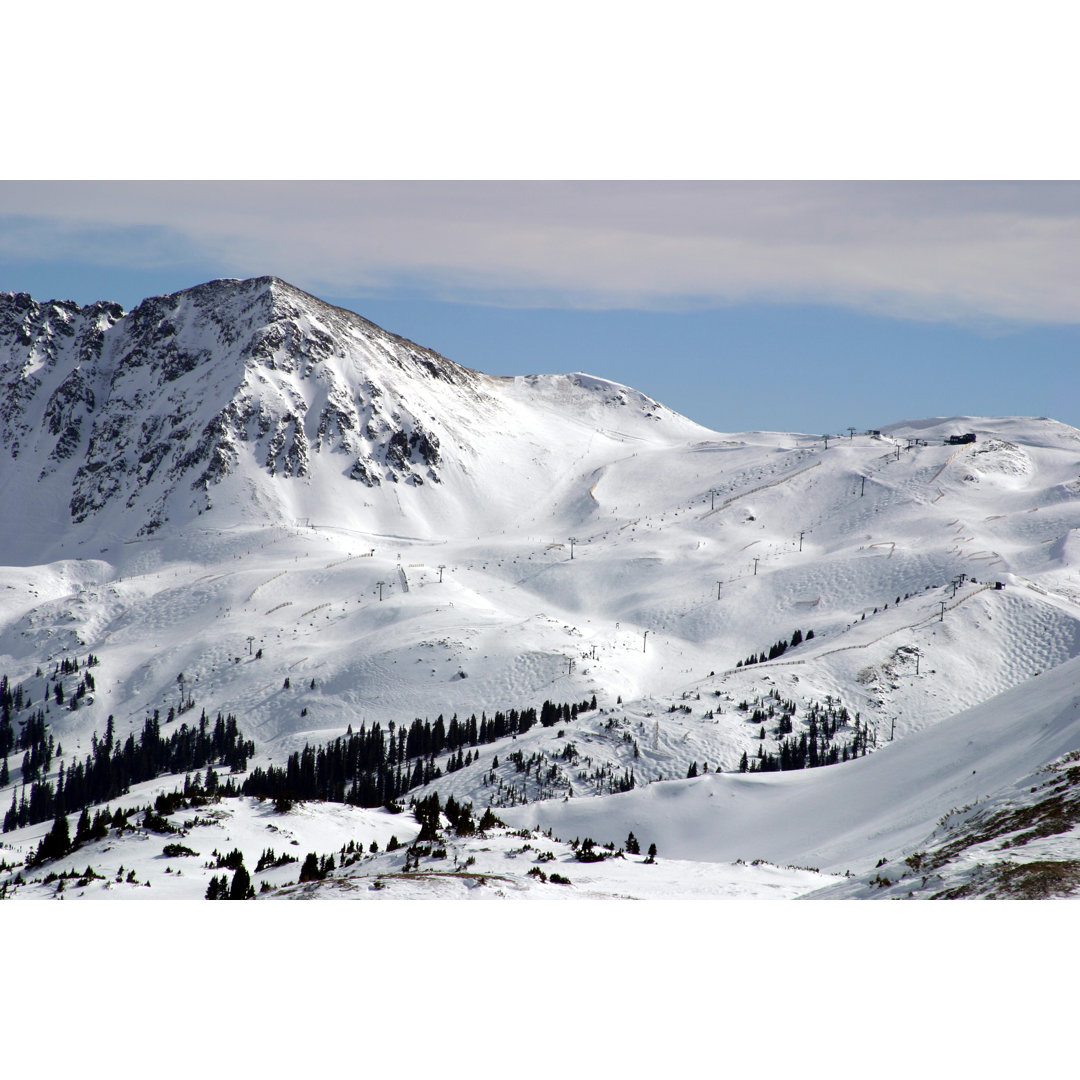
[0,277,704,559]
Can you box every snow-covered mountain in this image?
[0,276,700,559]
[2,277,1079,900]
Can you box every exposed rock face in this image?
[0,277,490,532]
[0,293,124,467]
[0,276,693,549]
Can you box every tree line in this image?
[3,709,254,832]
[737,628,814,668]
[242,696,597,809]
[739,710,869,773]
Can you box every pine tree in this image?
[625,831,640,855]
[35,809,71,865]
[415,793,441,841]
[229,864,252,900]
[75,806,91,845]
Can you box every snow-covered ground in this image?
[3,280,1080,898]
[0,777,835,901]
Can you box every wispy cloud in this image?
[2,181,1079,322]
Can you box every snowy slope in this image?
[1,277,1080,899]
[3,412,1075,768]
[0,277,705,559]
[0,774,836,901]
[499,651,1080,874]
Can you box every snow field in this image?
[2,401,1080,897]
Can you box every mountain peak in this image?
[0,276,699,552]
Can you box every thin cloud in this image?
[2,181,1079,322]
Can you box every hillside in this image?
[1,278,1079,899]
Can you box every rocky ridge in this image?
[1,277,689,553]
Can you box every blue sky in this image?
[2,181,1077,436]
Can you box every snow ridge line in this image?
[1015,577,1080,614]
[699,460,821,519]
[398,568,410,593]
[247,570,286,600]
[810,584,997,659]
[717,584,999,676]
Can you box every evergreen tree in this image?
[75,806,91,845]
[415,793,441,841]
[229,864,253,899]
[625,831,640,855]
[34,809,71,865]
